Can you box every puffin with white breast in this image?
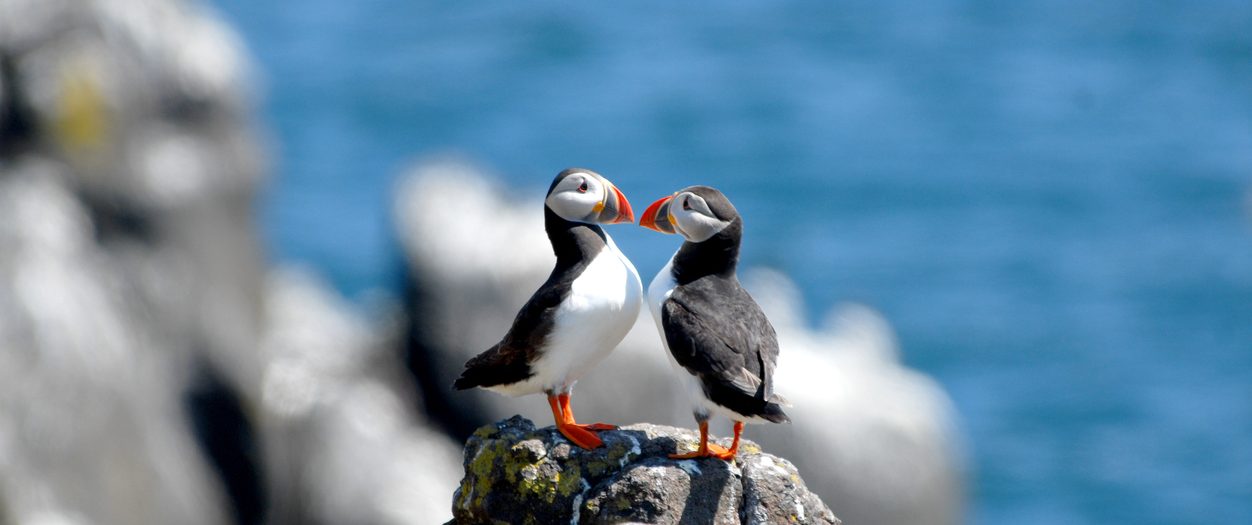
[638,186,789,461]
[453,168,643,450]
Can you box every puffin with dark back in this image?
[638,186,789,460]
[453,168,643,449]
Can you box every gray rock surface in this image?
[452,416,839,525]
[0,1,462,524]
[1,0,265,522]
[0,155,229,525]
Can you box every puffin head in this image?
[544,168,634,225]
[639,185,739,242]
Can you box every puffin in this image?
[638,185,789,461]
[453,168,643,450]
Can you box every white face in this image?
[545,172,609,223]
[670,191,732,242]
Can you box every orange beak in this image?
[608,184,634,224]
[638,194,677,234]
[594,182,634,224]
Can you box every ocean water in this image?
[212,1,1252,523]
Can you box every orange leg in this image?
[715,421,744,460]
[670,420,743,461]
[547,393,608,449]
[670,420,713,459]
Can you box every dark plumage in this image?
[642,185,788,460]
[661,275,789,423]
[452,207,608,390]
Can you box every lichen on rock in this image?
[452,416,839,525]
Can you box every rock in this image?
[0,2,463,524]
[258,269,463,525]
[396,160,965,525]
[0,156,229,525]
[1,0,267,522]
[451,416,839,525]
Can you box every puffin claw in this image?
[574,422,617,431]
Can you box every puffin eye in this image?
[682,197,691,211]
[577,180,589,193]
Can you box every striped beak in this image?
[593,178,634,224]
[638,194,677,234]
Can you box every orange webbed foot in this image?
[706,442,737,461]
[669,449,705,460]
[552,393,616,445]
[557,423,605,449]
[669,442,736,461]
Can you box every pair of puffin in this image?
[453,168,788,460]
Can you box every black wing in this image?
[453,213,609,390]
[452,275,567,390]
[661,276,788,422]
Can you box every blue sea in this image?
[212,1,1252,523]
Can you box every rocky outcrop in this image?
[397,160,965,525]
[452,416,839,525]
[0,1,461,524]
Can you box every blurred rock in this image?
[396,160,965,525]
[0,156,228,525]
[745,273,966,525]
[1,1,461,524]
[259,269,462,525]
[1,0,266,390]
[452,416,839,525]
[1,0,266,521]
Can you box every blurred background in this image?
[1,1,1250,524]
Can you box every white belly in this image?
[646,256,678,359]
[647,255,707,410]
[493,235,642,396]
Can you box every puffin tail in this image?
[451,344,534,391]
[451,354,493,390]
[451,373,480,390]
[761,400,790,424]
[769,392,792,407]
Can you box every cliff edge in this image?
[452,415,839,524]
